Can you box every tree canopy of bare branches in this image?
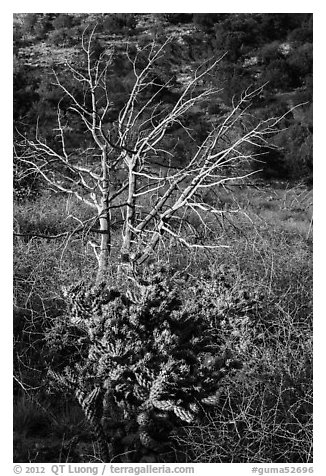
[15,28,295,283]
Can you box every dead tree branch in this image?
[15,32,296,281]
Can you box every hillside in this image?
[14,13,313,183]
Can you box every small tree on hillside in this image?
[15,28,292,283]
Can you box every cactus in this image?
[46,266,258,462]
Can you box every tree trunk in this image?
[120,155,137,265]
[96,214,111,285]
[96,147,111,285]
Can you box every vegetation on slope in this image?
[14,13,312,185]
[13,13,313,463]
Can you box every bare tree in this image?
[15,28,292,283]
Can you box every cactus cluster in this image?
[46,266,258,461]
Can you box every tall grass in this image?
[13,182,312,463]
[173,271,312,463]
[153,183,313,463]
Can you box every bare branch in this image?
[15,33,295,278]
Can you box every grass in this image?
[13,180,313,463]
[165,184,313,463]
[173,278,312,463]
[13,392,101,463]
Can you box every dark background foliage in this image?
[14,12,313,194]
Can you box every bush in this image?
[253,124,312,181]
[193,14,224,32]
[261,58,296,90]
[173,280,312,462]
[21,14,38,34]
[161,14,194,25]
[164,219,313,463]
[287,43,313,81]
[45,266,260,462]
[102,14,137,35]
[14,181,313,463]
[14,162,41,203]
[52,14,73,31]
